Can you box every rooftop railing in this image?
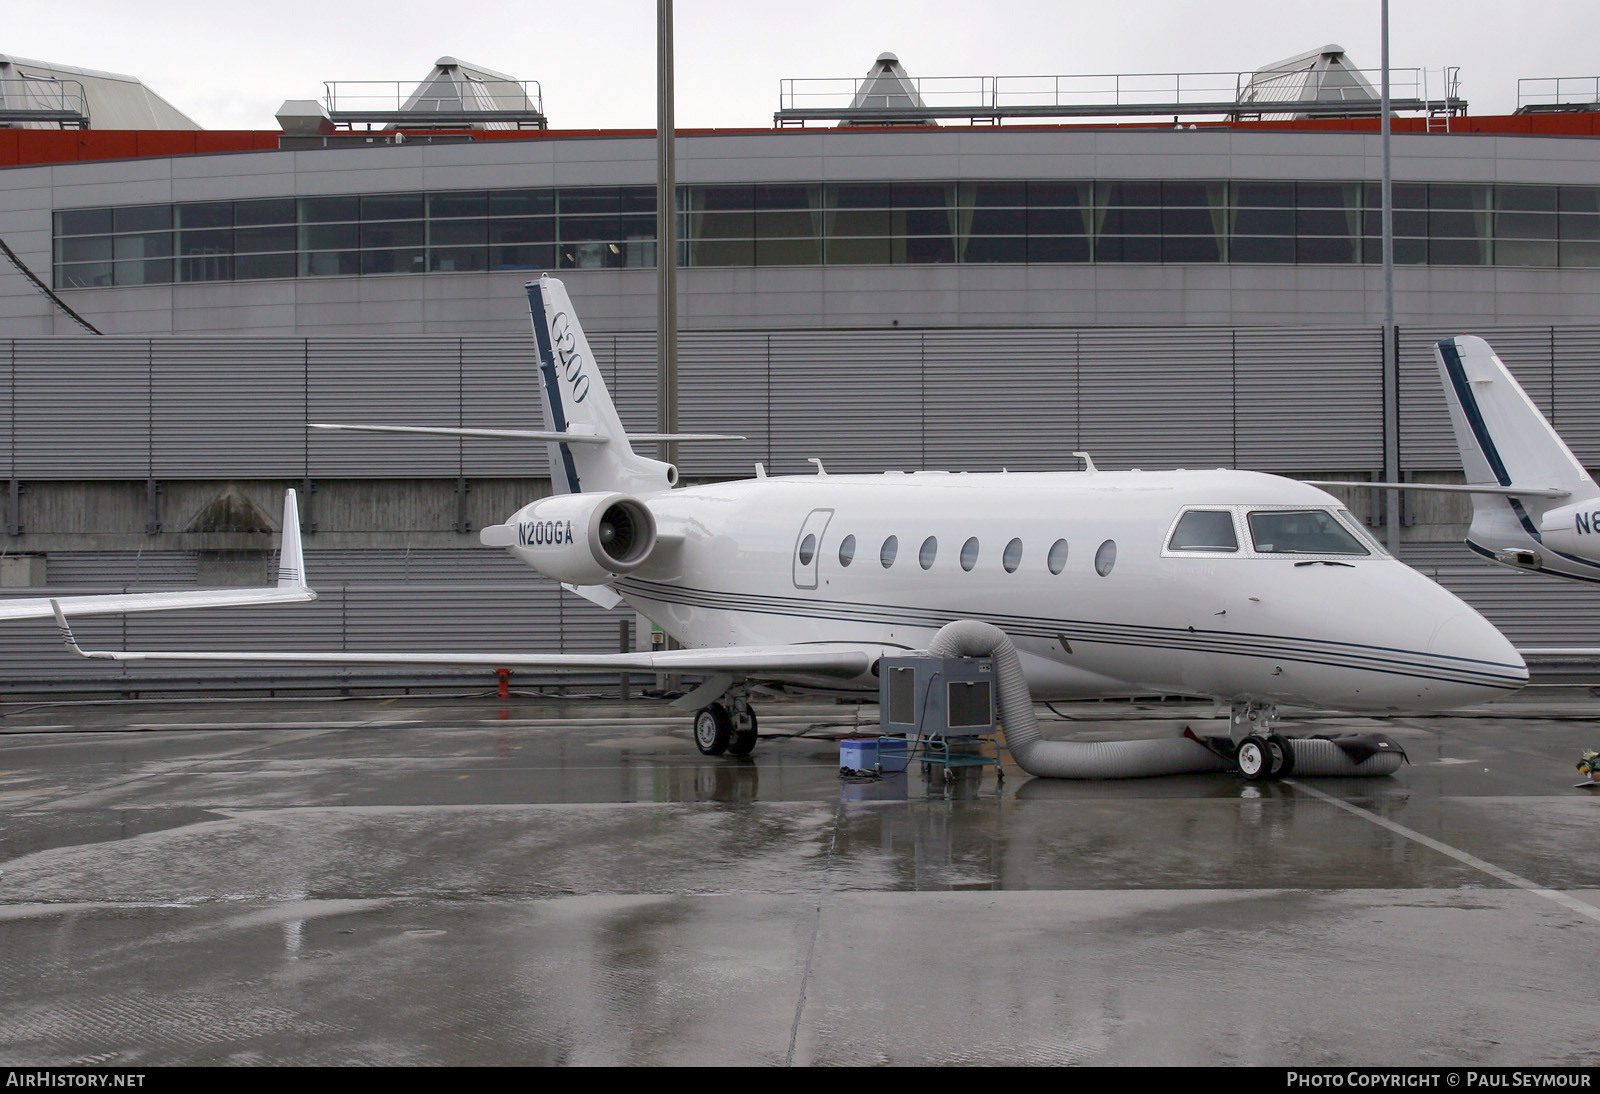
[323,80,546,129]
[1516,76,1600,114]
[0,78,88,128]
[776,67,1464,126]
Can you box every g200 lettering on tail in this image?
[549,312,590,404]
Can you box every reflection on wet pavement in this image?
[1,693,1598,1064]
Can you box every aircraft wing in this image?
[2,489,315,621]
[49,610,881,680]
[1,586,315,622]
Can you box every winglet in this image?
[278,489,307,589]
[51,600,88,657]
[50,600,119,661]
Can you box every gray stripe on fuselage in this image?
[613,578,1525,690]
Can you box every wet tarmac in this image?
[0,690,1598,1066]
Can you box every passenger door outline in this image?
[792,508,834,590]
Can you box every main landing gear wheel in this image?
[728,707,759,757]
[694,703,732,756]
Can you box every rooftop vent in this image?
[1237,44,1380,118]
[322,57,547,132]
[842,52,927,125]
[0,54,197,130]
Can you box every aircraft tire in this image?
[1236,735,1272,781]
[695,703,732,756]
[1267,733,1295,779]
[728,708,759,757]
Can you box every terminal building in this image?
[2,48,1599,690]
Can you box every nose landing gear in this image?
[1231,700,1294,781]
[1235,732,1295,781]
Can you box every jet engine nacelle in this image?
[1536,499,1600,558]
[482,492,656,584]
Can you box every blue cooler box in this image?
[840,737,909,773]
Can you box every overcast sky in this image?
[8,0,1596,130]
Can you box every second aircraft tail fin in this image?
[1310,336,1600,579]
[1436,335,1599,505]
[1437,335,1600,569]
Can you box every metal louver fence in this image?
[7,322,1600,481]
[6,320,1600,691]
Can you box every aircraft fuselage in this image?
[508,466,1526,712]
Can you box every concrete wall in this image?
[2,478,548,555]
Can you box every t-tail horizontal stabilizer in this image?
[311,273,742,497]
[309,424,743,444]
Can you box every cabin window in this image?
[1095,539,1117,576]
[1168,510,1239,552]
[1248,510,1369,555]
[960,537,980,571]
[797,533,817,566]
[1002,538,1023,573]
[1047,539,1069,574]
[880,535,898,568]
[839,534,856,567]
[919,536,938,569]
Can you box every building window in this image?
[53,179,1600,290]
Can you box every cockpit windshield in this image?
[1248,510,1371,555]
[1167,510,1239,552]
[1338,509,1391,557]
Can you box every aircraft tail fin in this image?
[1437,336,1600,505]
[528,275,677,496]
[1437,336,1597,501]
[1437,336,1600,562]
[310,278,740,493]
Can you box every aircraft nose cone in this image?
[1427,607,1527,699]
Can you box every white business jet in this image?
[1315,335,1600,585]
[55,280,1525,776]
[3,489,313,621]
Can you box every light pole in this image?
[1380,0,1400,556]
[656,0,679,473]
